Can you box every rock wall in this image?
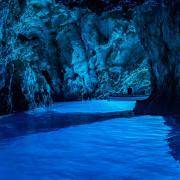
[0,0,150,114]
[134,0,180,114]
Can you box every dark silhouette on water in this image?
[127,86,133,95]
[164,116,180,162]
[141,89,146,95]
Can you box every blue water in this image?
[0,113,180,179]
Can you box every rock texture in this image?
[0,0,150,114]
[134,0,180,114]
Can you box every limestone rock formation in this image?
[134,0,180,114]
[0,0,150,114]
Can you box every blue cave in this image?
[0,0,180,179]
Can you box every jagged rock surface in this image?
[0,0,150,114]
[134,0,180,114]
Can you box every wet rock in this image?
[134,0,180,115]
[0,0,150,114]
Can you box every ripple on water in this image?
[0,115,180,179]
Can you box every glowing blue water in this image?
[0,114,180,180]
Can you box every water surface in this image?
[0,112,180,180]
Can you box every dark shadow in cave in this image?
[57,0,145,14]
[17,33,39,42]
[0,110,134,141]
[134,60,180,115]
[134,81,180,115]
[18,0,26,10]
[41,70,52,85]
[164,116,180,162]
